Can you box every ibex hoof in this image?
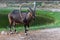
[25,33,28,36]
[10,32,14,34]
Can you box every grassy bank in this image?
[0,7,60,31]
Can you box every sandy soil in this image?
[0,28,60,40]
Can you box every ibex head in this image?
[28,2,36,20]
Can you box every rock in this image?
[1,31,7,35]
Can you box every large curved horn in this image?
[19,3,33,13]
[33,1,36,13]
[19,4,22,13]
[28,2,36,14]
[28,7,33,12]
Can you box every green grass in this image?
[0,7,60,31]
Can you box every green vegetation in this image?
[0,7,60,31]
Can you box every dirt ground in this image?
[0,28,60,40]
